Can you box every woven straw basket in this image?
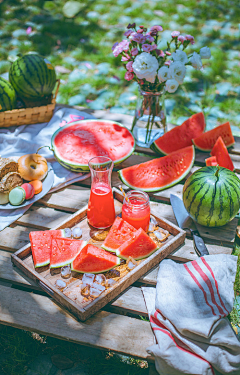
[0,80,60,128]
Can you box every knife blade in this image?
[170,194,209,257]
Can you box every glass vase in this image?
[131,88,167,148]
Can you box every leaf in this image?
[62,1,85,18]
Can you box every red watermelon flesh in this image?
[71,244,120,274]
[151,112,205,155]
[101,217,137,252]
[205,156,218,167]
[50,238,87,269]
[211,136,234,171]
[193,122,235,151]
[116,228,159,260]
[30,229,65,268]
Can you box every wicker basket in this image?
[0,80,60,128]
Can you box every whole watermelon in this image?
[9,54,56,100]
[0,77,17,112]
[183,166,240,227]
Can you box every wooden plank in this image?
[0,225,31,251]
[0,284,154,360]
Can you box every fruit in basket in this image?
[211,136,234,171]
[183,166,240,227]
[51,120,135,172]
[151,112,205,155]
[18,153,48,181]
[71,244,120,274]
[0,77,17,112]
[101,217,137,252]
[119,145,195,192]
[193,122,235,151]
[50,238,87,269]
[9,54,56,100]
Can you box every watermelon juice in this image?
[122,191,150,232]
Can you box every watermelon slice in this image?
[51,120,135,172]
[193,122,235,151]
[30,229,65,268]
[210,136,234,171]
[50,237,87,269]
[150,112,205,155]
[119,145,195,192]
[116,227,159,260]
[71,244,120,274]
[205,156,218,166]
[101,217,137,253]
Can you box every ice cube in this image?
[127,261,136,270]
[106,278,116,287]
[126,256,138,266]
[82,273,95,285]
[90,283,105,298]
[150,216,158,225]
[81,283,90,297]
[72,227,82,239]
[54,279,66,290]
[61,265,71,279]
[64,228,72,238]
[94,274,106,285]
[155,229,169,241]
[148,222,155,232]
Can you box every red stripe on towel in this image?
[184,263,217,316]
[192,260,225,316]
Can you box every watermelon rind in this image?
[118,145,195,192]
[50,240,87,269]
[116,245,158,261]
[51,120,135,172]
[71,257,121,274]
[193,122,235,152]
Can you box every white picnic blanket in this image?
[142,254,240,375]
[0,107,95,231]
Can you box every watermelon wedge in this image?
[30,229,65,268]
[211,136,234,171]
[119,145,195,192]
[101,217,137,252]
[193,122,235,151]
[205,156,218,167]
[71,244,120,274]
[50,237,87,269]
[116,227,159,260]
[150,112,205,155]
[51,120,135,172]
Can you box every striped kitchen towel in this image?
[142,254,240,375]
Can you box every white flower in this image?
[200,46,211,59]
[167,61,186,84]
[190,52,202,70]
[165,79,179,93]
[132,52,159,83]
[158,66,169,82]
[172,50,188,64]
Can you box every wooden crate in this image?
[11,188,186,321]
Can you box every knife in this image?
[170,194,209,257]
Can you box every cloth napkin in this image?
[0,107,95,231]
[142,254,240,375]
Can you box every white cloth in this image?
[0,107,95,231]
[142,254,240,375]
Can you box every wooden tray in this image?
[11,188,186,321]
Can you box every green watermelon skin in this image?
[0,77,17,112]
[183,166,240,227]
[9,54,56,100]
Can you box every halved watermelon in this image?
[119,145,195,192]
[71,244,120,273]
[211,136,234,171]
[30,229,65,268]
[193,122,235,151]
[150,112,205,155]
[50,237,87,269]
[51,120,135,172]
[101,217,137,252]
[205,156,218,167]
[116,227,158,260]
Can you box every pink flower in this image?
[121,54,131,61]
[26,26,32,35]
[124,30,133,37]
[124,71,134,81]
[159,50,165,57]
[131,48,138,56]
[126,61,133,72]
[142,44,157,52]
[171,31,180,38]
[137,28,144,33]
[178,35,186,44]
[164,60,171,66]
[150,25,163,32]
[112,42,118,51]
[145,34,155,43]
[185,35,195,44]
[131,33,146,44]
[165,51,171,56]
[112,40,130,57]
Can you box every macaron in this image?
[9,187,26,206]
[21,183,35,200]
[0,192,9,205]
[29,180,43,195]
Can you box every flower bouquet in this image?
[112,23,211,147]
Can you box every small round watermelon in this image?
[0,77,17,112]
[9,54,56,100]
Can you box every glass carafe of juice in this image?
[87,156,116,229]
[122,190,150,231]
